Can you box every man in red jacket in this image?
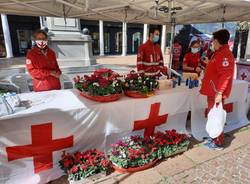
[26,29,61,92]
[137,28,168,77]
[200,29,235,150]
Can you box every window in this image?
[104,32,110,54]
[132,32,142,54]
[115,32,122,53]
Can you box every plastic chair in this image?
[62,74,73,89]
[10,74,33,93]
[0,82,20,93]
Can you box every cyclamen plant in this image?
[108,130,190,169]
[152,130,190,159]
[122,71,159,94]
[59,149,113,181]
[108,135,158,169]
[74,68,122,96]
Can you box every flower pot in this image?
[112,159,158,173]
[124,91,154,98]
[79,91,122,102]
[164,145,189,158]
[68,173,105,184]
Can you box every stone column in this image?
[245,29,250,59]
[43,17,96,65]
[143,24,148,43]
[1,14,13,58]
[122,22,127,56]
[99,20,104,56]
[169,23,175,69]
[161,25,167,54]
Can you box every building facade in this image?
[0,15,158,57]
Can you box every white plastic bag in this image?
[206,103,227,138]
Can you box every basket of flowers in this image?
[59,149,113,182]
[153,130,190,159]
[122,71,159,98]
[108,135,158,173]
[74,68,123,102]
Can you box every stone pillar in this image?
[245,29,250,59]
[161,25,167,54]
[169,23,175,69]
[99,20,104,56]
[122,22,127,56]
[1,14,13,58]
[41,17,96,65]
[143,24,148,43]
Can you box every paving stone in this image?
[155,155,195,176]
[114,168,164,184]
[183,146,220,164]
[234,129,250,145]
[170,144,250,184]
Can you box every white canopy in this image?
[1,0,250,25]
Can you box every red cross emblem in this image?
[133,103,168,137]
[6,122,74,173]
[241,72,248,80]
[205,103,233,118]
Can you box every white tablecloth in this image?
[190,80,249,140]
[0,80,248,184]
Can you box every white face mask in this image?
[210,44,215,52]
[35,40,48,49]
[191,47,200,54]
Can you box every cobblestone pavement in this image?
[161,144,250,184]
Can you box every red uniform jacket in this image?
[183,51,208,74]
[26,46,61,92]
[200,45,235,98]
[137,40,167,77]
[183,52,201,73]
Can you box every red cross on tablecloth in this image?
[241,72,248,80]
[133,103,168,137]
[205,103,233,118]
[6,122,73,173]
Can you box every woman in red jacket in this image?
[26,29,61,92]
[183,40,203,75]
[200,29,235,150]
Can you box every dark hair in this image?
[33,29,48,39]
[213,29,230,45]
[187,40,200,53]
[149,27,160,36]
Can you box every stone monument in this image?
[40,17,96,65]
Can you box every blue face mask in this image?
[153,35,159,43]
[191,47,200,54]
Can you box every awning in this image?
[0,0,250,25]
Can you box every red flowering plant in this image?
[74,68,122,96]
[108,135,158,169]
[122,70,159,96]
[152,130,190,159]
[59,149,113,181]
[108,130,190,169]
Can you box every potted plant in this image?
[122,71,159,98]
[74,68,123,102]
[59,149,113,182]
[153,130,190,159]
[108,135,158,173]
